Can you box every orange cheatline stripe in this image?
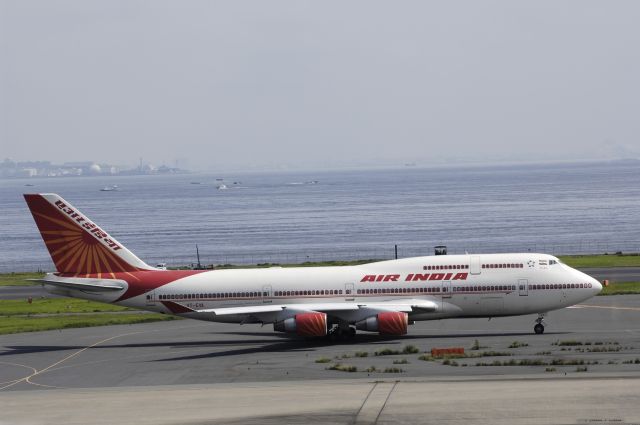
[52,240,84,266]
[33,211,79,232]
[123,271,141,281]
[41,230,81,236]
[96,246,119,274]
[85,246,94,274]
[92,245,102,277]
[76,246,89,273]
[97,246,110,275]
[107,253,124,272]
[59,246,84,272]
[106,246,130,271]
[66,245,87,271]
[47,237,83,257]
[45,235,84,245]
[91,245,102,279]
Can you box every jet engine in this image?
[273,312,328,337]
[355,311,408,335]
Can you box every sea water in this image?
[1,161,639,272]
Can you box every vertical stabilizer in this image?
[24,193,153,275]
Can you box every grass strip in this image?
[559,254,640,268]
[0,272,43,287]
[0,298,132,315]
[0,313,178,335]
[599,282,640,295]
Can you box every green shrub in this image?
[402,345,420,354]
[383,367,404,373]
[326,363,358,372]
[374,348,400,356]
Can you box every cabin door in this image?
[470,256,481,275]
[145,291,156,306]
[518,279,529,296]
[345,283,355,301]
[441,281,452,298]
[262,285,272,303]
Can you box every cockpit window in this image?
[549,259,558,265]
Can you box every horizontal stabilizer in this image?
[31,274,126,292]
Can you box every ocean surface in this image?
[1,161,639,273]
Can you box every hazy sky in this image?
[1,1,639,171]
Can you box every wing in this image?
[161,299,438,324]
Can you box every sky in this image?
[1,1,639,171]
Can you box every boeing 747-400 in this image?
[24,193,602,339]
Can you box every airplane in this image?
[24,193,602,339]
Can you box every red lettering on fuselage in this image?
[361,275,377,282]
[362,272,468,283]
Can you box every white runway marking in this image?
[573,304,640,312]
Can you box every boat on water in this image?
[100,185,119,192]
[216,184,228,190]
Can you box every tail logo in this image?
[24,194,150,275]
[54,200,122,251]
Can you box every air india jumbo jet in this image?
[24,193,602,338]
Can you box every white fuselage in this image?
[49,253,602,327]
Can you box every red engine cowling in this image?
[273,312,328,337]
[355,312,408,335]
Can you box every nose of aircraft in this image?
[569,266,602,296]
[591,277,603,295]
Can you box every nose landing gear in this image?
[534,314,546,334]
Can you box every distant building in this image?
[0,158,187,179]
[19,168,37,177]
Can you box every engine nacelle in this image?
[273,312,328,337]
[355,312,408,335]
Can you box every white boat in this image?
[216,184,228,190]
[100,185,119,192]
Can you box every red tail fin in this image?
[24,193,153,275]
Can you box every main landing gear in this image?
[328,324,356,341]
[534,314,546,334]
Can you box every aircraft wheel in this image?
[534,323,544,335]
[348,327,356,338]
[328,327,349,342]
